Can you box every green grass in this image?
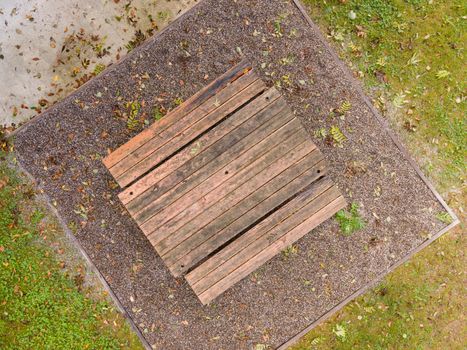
[0,159,143,350]
[307,0,466,196]
[292,0,466,349]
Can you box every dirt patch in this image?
[11,0,454,349]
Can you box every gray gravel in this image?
[12,0,450,349]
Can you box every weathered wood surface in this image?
[103,60,255,187]
[103,62,346,305]
[186,179,346,305]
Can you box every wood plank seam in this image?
[118,88,283,206]
[149,135,312,249]
[102,60,251,169]
[154,140,318,256]
[113,78,267,187]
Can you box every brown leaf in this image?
[374,70,388,83]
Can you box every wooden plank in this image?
[154,136,314,255]
[188,192,346,304]
[133,107,298,230]
[197,196,346,304]
[128,98,293,223]
[103,60,251,169]
[109,71,260,180]
[119,87,282,206]
[113,78,267,187]
[166,156,327,276]
[142,118,307,238]
[143,118,305,243]
[185,177,336,286]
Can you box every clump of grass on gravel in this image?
[292,0,466,349]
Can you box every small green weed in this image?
[126,100,141,130]
[273,14,289,38]
[329,125,347,146]
[336,100,352,115]
[93,63,106,76]
[157,11,170,21]
[153,106,165,121]
[279,54,295,66]
[273,20,283,37]
[335,203,366,236]
[125,30,146,53]
[282,244,299,258]
[314,127,328,139]
[173,97,184,107]
[332,323,347,341]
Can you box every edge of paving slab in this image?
[277,1,460,349]
[6,0,460,349]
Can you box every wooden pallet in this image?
[103,61,346,305]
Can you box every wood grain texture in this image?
[114,78,266,187]
[103,60,251,170]
[118,88,282,206]
[187,185,346,304]
[103,62,346,305]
